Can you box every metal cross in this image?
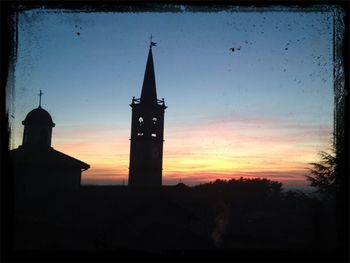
[38,90,43,107]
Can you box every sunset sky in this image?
[8,6,337,190]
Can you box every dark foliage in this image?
[305,149,336,202]
[186,178,316,248]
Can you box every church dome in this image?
[22,106,55,127]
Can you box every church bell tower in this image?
[128,39,166,187]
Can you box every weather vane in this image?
[149,34,157,49]
[38,90,43,107]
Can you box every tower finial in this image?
[38,90,43,108]
[149,34,157,49]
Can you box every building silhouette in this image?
[10,99,90,194]
[128,42,167,187]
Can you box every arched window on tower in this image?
[151,117,158,138]
[137,117,144,136]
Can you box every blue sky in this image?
[8,6,336,189]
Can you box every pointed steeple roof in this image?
[140,46,157,105]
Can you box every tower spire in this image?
[141,38,157,105]
[38,90,43,108]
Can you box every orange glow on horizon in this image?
[11,113,331,187]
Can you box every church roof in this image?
[22,106,55,127]
[140,47,157,105]
[10,146,90,170]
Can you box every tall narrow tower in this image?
[128,40,167,187]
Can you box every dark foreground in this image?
[4,178,339,261]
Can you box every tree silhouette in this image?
[305,149,336,202]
